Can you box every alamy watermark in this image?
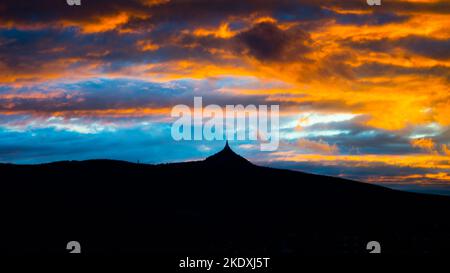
[66,0,81,6]
[367,0,381,6]
[171,97,279,151]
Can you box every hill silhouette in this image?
[1,142,450,255]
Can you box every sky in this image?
[0,0,449,195]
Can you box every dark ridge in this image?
[1,144,450,255]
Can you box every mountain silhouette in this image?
[1,142,450,255]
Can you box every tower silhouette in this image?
[204,140,253,167]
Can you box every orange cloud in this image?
[70,12,130,33]
[409,138,450,156]
[50,107,171,118]
[0,107,172,120]
[193,23,236,39]
[270,152,450,170]
[442,144,450,156]
[137,40,160,51]
[410,138,437,153]
[141,0,170,7]
[366,172,450,185]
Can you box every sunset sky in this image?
[0,0,449,194]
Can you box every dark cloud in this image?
[278,116,418,155]
[345,35,450,61]
[398,36,450,60]
[1,0,446,27]
[265,160,426,180]
[0,0,329,27]
[354,62,450,80]
[235,22,311,62]
[320,0,450,15]
[0,78,272,114]
[0,0,438,77]
[335,11,409,26]
[0,0,144,25]
[0,20,314,79]
[0,28,137,72]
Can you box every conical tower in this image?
[204,141,253,167]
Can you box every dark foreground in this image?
[1,144,450,256]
